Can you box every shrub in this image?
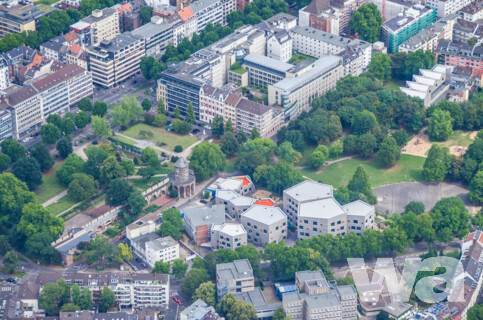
[174,145,183,153]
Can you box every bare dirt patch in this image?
[470,131,478,139]
[252,189,280,202]
[401,131,431,158]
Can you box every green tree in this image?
[172,119,192,135]
[139,5,153,24]
[225,119,233,133]
[141,147,158,164]
[348,165,377,204]
[12,157,42,190]
[117,243,133,262]
[91,116,111,139]
[431,197,471,240]
[40,123,61,144]
[56,137,73,159]
[93,101,108,117]
[211,116,224,138]
[142,98,151,112]
[83,146,107,179]
[217,293,257,320]
[186,103,195,124]
[329,140,343,158]
[376,136,400,167]
[172,258,188,279]
[349,3,382,43]
[237,130,247,144]
[403,50,435,79]
[75,111,89,128]
[0,173,36,231]
[39,282,64,316]
[369,52,391,80]
[112,96,143,127]
[68,173,98,201]
[60,303,80,312]
[3,250,18,273]
[357,133,378,158]
[352,110,378,135]
[189,142,226,181]
[152,260,170,274]
[404,201,425,215]
[427,109,453,141]
[0,235,8,255]
[71,284,81,306]
[467,302,483,320]
[254,162,303,194]
[468,170,483,204]
[173,106,181,119]
[98,287,116,313]
[106,178,134,207]
[181,268,210,296]
[153,113,167,127]
[17,202,64,240]
[78,97,92,112]
[422,144,451,182]
[235,140,271,175]
[128,190,147,215]
[220,131,239,157]
[60,118,75,135]
[79,288,92,311]
[1,139,25,162]
[30,143,54,172]
[25,232,59,264]
[310,151,326,168]
[277,141,300,164]
[272,308,289,320]
[0,153,11,171]
[250,127,260,140]
[158,208,184,240]
[377,311,390,320]
[158,98,166,114]
[100,156,126,185]
[192,281,216,306]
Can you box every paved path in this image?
[42,190,68,207]
[295,156,354,170]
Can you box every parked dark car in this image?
[6,278,16,283]
[192,129,200,134]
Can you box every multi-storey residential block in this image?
[241,205,287,246]
[66,43,89,70]
[88,32,145,88]
[284,270,357,320]
[132,16,173,58]
[283,181,376,239]
[199,83,241,124]
[36,272,170,309]
[0,2,46,37]
[215,189,275,219]
[381,5,436,53]
[183,205,225,245]
[112,2,141,32]
[222,0,235,25]
[190,0,223,31]
[216,259,254,299]
[425,0,472,18]
[0,61,9,90]
[145,236,179,268]
[236,99,283,138]
[0,109,13,141]
[267,29,292,62]
[211,223,248,250]
[61,0,80,10]
[299,0,340,35]
[180,300,224,320]
[40,32,80,63]
[435,40,483,77]
[453,19,483,45]
[398,14,456,53]
[71,8,120,46]
[460,1,483,23]
[171,7,198,45]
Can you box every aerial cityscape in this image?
[0,0,482,318]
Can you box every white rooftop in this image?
[242,205,287,225]
[284,181,333,202]
[230,196,254,207]
[212,223,247,237]
[299,197,346,220]
[215,189,240,202]
[218,178,243,191]
[343,200,374,217]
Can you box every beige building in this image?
[216,259,254,299]
[211,223,247,250]
[241,205,287,246]
[0,3,44,37]
[89,32,145,88]
[236,99,283,138]
[344,200,375,235]
[80,8,120,46]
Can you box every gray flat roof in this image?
[183,204,226,226]
[217,259,253,281]
[146,236,177,251]
[337,285,357,296]
[190,0,220,13]
[291,26,370,49]
[343,200,374,217]
[243,53,293,73]
[82,8,117,24]
[132,21,173,38]
[299,197,346,219]
[132,232,160,249]
[305,293,341,309]
[241,205,287,225]
[91,32,142,53]
[284,181,333,202]
[296,270,326,283]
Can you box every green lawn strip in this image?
[123,123,198,151]
[132,84,148,93]
[35,161,66,203]
[295,146,316,167]
[115,135,137,146]
[135,166,172,175]
[129,176,164,190]
[299,154,425,188]
[47,194,80,216]
[433,130,475,149]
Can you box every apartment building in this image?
[216,259,254,299]
[235,99,283,138]
[40,32,80,63]
[180,300,224,320]
[89,32,145,88]
[425,0,472,18]
[172,7,198,45]
[35,272,170,309]
[0,2,46,37]
[283,181,375,239]
[242,53,293,89]
[72,8,120,46]
[132,16,174,58]
[268,56,343,118]
[145,236,179,268]
[435,40,483,77]
[0,61,9,90]
[398,14,456,53]
[190,0,223,31]
[299,0,340,35]
[183,205,225,245]
[66,43,89,70]
[211,223,248,250]
[284,270,357,320]
[199,83,241,124]
[216,190,254,219]
[61,0,80,10]
[381,5,437,53]
[241,205,287,246]
[290,26,372,69]
[461,1,483,23]
[453,19,483,45]
[222,0,235,25]
[267,29,293,62]
[0,109,12,141]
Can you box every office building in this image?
[0,61,9,90]
[283,181,376,239]
[0,2,46,37]
[425,0,472,18]
[71,8,120,46]
[222,0,235,25]
[435,40,483,78]
[236,99,283,138]
[211,223,247,250]
[183,205,226,245]
[236,288,283,319]
[0,109,12,141]
[132,16,174,58]
[88,32,145,88]
[241,205,287,246]
[216,259,254,299]
[381,5,436,53]
[267,29,293,62]
[190,0,223,31]
[242,53,293,89]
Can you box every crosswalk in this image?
[1,286,12,292]
[133,269,149,274]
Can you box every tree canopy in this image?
[189,143,226,181]
[349,4,382,43]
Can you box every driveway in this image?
[373,181,477,215]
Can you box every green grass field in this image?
[35,161,66,204]
[224,158,236,173]
[130,176,165,190]
[47,195,79,216]
[299,154,426,187]
[115,135,137,146]
[295,146,316,167]
[433,130,476,149]
[123,123,198,151]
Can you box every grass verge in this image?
[35,161,66,204]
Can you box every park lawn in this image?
[434,130,476,149]
[115,135,137,146]
[299,154,425,188]
[47,194,80,216]
[224,158,236,173]
[295,146,316,167]
[35,161,66,204]
[132,84,148,94]
[130,176,164,190]
[123,123,198,151]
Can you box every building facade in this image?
[211,223,248,250]
[0,3,45,37]
[240,205,287,246]
[132,16,174,58]
[145,236,180,268]
[216,259,255,300]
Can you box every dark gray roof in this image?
[40,35,67,52]
[236,99,271,116]
[175,156,189,168]
[303,0,330,14]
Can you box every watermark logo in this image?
[348,257,464,304]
